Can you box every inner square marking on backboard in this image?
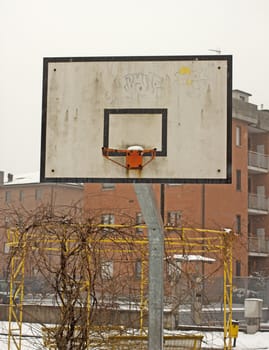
[103,108,168,157]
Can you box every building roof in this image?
[171,254,216,263]
[4,172,39,185]
[2,171,83,187]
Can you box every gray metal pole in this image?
[134,183,164,350]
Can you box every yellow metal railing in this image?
[108,334,204,350]
[7,226,234,350]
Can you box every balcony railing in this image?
[248,151,269,171]
[248,193,268,212]
[249,237,269,255]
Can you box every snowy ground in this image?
[201,331,269,349]
[0,322,268,349]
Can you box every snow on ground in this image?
[0,322,44,350]
[0,322,268,349]
[201,331,269,349]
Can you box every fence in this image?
[42,328,204,350]
[108,335,203,350]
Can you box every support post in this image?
[223,231,233,350]
[134,183,164,350]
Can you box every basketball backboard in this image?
[40,55,232,183]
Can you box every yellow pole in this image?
[8,230,25,350]
[86,242,91,349]
[228,234,233,350]
[140,255,146,333]
[86,278,91,349]
[223,256,227,349]
[223,232,233,350]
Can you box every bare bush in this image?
[2,204,233,348]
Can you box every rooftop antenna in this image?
[208,48,221,55]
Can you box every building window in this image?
[4,217,10,228]
[136,212,144,234]
[135,260,142,279]
[248,177,251,193]
[236,170,241,191]
[101,261,113,280]
[235,260,241,276]
[102,183,115,190]
[235,126,241,146]
[235,215,241,234]
[5,191,11,203]
[19,190,24,202]
[32,267,39,277]
[167,211,181,227]
[101,213,115,231]
[35,188,42,200]
[101,213,114,224]
[4,243,10,254]
[167,260,181,280]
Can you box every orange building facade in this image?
[0,173,84,279]
[84,90,269,279]
[0,90,268,304]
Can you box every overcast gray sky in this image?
[1,0,269,176]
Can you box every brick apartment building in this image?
[0,172,84,279]
[84,90,269,279]
[1,89,269,291]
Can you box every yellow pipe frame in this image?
[7,226,234,350]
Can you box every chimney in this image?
[0,171,4,185]
[7,173,13,183]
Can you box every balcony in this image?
[248,193,269,215]
[248,237,269,257]
[248,151,269,174]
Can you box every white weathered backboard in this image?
[40,55,232,183]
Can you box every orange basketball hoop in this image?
[102,146,157,170]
